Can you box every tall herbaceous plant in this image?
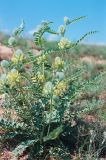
[0,16,106,159]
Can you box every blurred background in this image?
[0,0,106,61]
[0,0,106,44]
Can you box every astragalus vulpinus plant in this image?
[0,16,106,159]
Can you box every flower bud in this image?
[55,72,65,80]
[64,16,70,25]
[1,60,10,68]
[55,57,61,62]
[8,36,17,46]
[15,49,23,56]
[43,81,53,95]
[11,68,17,73]
[58,25,66,36]
[0,73,7,81]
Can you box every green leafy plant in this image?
[0,16,106,159]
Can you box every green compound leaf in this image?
[33,21,58,46]
[12,139,39,157]
[13,19,25,37]
[68,15,86,25]
[43,125,64,142]
[72,30,98,47]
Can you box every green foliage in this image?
[13,140,37,157]
[12,19,25,37]
[74,31,98,47]
[33,21,58,47]
[67,15,86,24]
[0,16,106,159]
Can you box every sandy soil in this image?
[0,44,13,60]
[80,55,106,65]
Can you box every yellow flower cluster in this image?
[58,38,71,49]
[7,70,21,87]
[52,57,64,69]
[54,81,67,96]
[36,55,47,64]
[32,73,45,83]
[11,54,24,64]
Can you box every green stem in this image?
[42,62,44,76]
[40,112,45,144]
[47,94,53,136]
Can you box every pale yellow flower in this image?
[31,76,37,83]
[32,72,45,83]
[36,55,47,64]
[11,54,24,64]
[7,69,21,86]
[37,74,45,83]
[58,38,71,49]
[54,81,67,96]
[52,57,64,69]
